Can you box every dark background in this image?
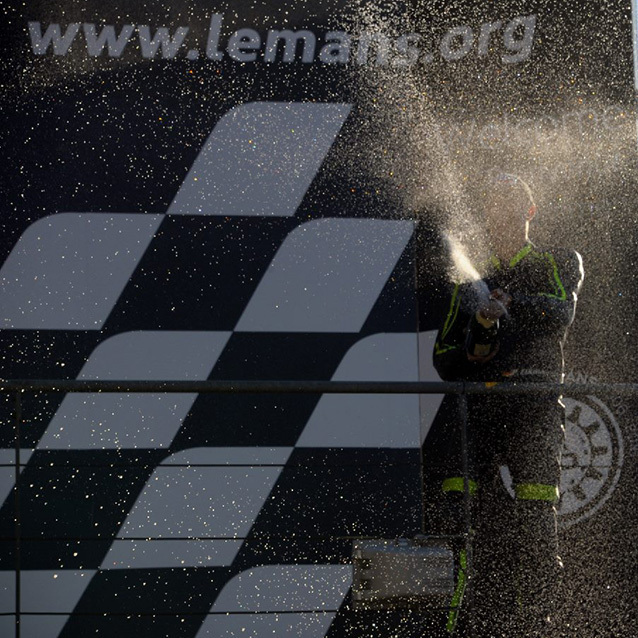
[1,1,636,636]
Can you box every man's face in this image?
[483,187,528,242]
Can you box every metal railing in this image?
[1,379,630,638]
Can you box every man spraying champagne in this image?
[426,172,584,637]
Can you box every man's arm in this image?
[510,250,584,334]
[433,283,502,380]
[433,283,469,380]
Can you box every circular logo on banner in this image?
[557,396,624,528]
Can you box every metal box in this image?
[351,538,455,610]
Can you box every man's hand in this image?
[466,289,509,363]
[467,342,500,362]
[479,288,511,321]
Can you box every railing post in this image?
[14,390,21,638]
[458,387,473,635]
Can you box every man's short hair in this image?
[486,171,535,209]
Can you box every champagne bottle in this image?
[466,312,499,357]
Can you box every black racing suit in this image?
[426,242,584,637]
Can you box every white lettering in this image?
[440,25,474,61]
[478,20,502,57]
[138,25,189,59]
[502,15,536,63]
[83,23,135,57]
[318,31,351,64]
[393,33,421,67]
[28,21,80,55]
[357,33,391,66]
[27,14,538,67]
[227,28,261,62]
[264,29,316,63]
[206,13,224,61]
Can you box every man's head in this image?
[481,172,536,253]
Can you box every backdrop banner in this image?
[1,2,635,636]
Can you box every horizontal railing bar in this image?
[0,534,462,542]
[0,463,422,469]
[0,610,347,617]
[0,379,634,395]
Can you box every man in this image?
[427,172,584,636]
